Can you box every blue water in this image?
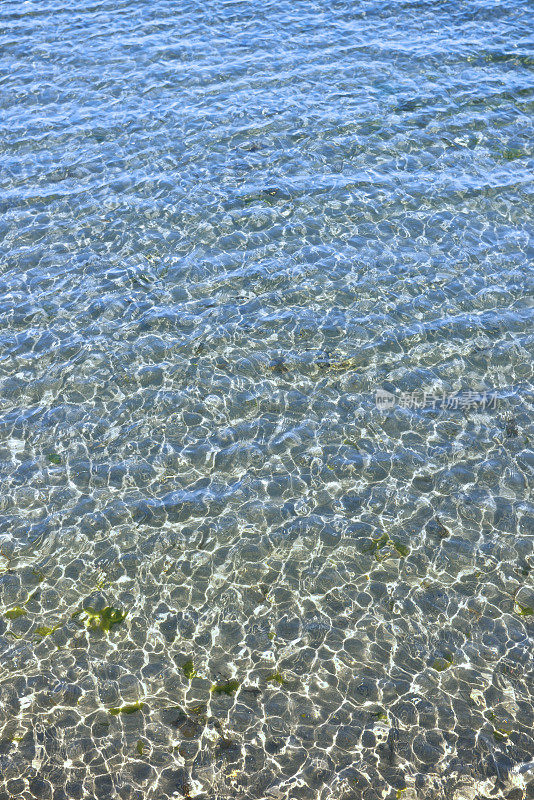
[0,1,533,798]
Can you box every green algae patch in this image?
[84,606,127,633]
[109,702,145,716]
[370,709,388,722]
[501,148,523,160]
[5,606,27,620]
[136,740,144,755]
[491,715,513,741]
[189,703,207,714]
[330,357,358,371]
[515,602,533,616]
[432,654,453,672]
[366,533,389,557]
[35,623,62,638]
[47,453,62,465]
[268,361,289,374]
[486,710,513,741]
[266,671,288,686]
[392,541,410,558]
[314,354,358,372]
[182,660,196,680]
[211,679,240,696]
[366,532,409,560]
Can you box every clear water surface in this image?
[0,1,533,799]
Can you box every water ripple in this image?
[0,0,533,798]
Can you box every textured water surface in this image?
[0,0,533,798]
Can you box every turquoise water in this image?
[0,1,533,798]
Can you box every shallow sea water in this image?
[0,0,533,798]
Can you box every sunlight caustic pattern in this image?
[0,0,532,798]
